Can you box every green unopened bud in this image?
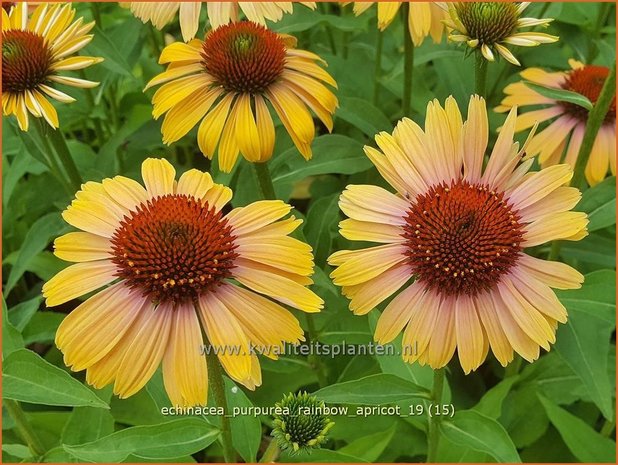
[271,392,335,455]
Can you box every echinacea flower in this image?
[497,59,616,185]
[328,96,588,373]
[345,2,446,46]
[2,2,102,130]
[444,2,558,65]
[123,2,316,42]
[145,21,337,172]
[43,158,323,406]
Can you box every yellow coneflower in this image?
[145,21,337,172]
[124,2,316,42]
[43,158,323,406]
[2,2,103,130]
[444,2,558,65]
[329,96,588,373]
[497,59,616,185]
[345,2,446,46]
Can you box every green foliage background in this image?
[2,2,616,463]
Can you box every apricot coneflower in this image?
[497,59,616,185]
[444,2,558,65]
[145,21,337,172]
[2,2,102,130]
[124,2,316,42]
[329,96,588,373]
[43,158,322,406]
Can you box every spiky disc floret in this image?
[272,392,335,454]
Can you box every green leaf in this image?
[304,194,340,267]
[3,349,109,409]
[339,424,396,462]
[271,135,371,185]
[63,418,218,462]
[280,449,368,463]
[2,444,31,459]
[2,298,24,359]
[224,378,261,463]
[5,212,70,295]
[7,296,43,331]
[439,410,521,463]
[576,176,616,231]
[524,82,593,110]
[555,270,616,419]
[336,97,392,137]
[538,395,616,463]
[314,374,430,405]
[87,26,135,78]
[472,376,519,419]
[22,312,64,345]
[62,387,115,446]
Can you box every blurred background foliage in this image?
[2,2,616,463]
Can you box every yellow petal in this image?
[43,261,118,307]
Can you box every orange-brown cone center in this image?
[201,21,286,94]
[2,30,53,93]
[562,65,616,123]
[110,194,238,305]
[403,181,524,297]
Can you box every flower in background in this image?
[123,2,316,42]
[329,96,588,373]
[497,59,616,185]
[44,158,322,406]
[272,392,334,454]
[345,1,446,46]
[444,2,558,65]
[2,3,102,130]
[145,21,337,172]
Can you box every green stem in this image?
[426,369,446,463]
[306,314,328,387]
[205,350,236,463]
[587,2,612,62]
[547,241,562,261]
[90,2,102,26]
[571,62,616,189]
[504,355,522,377]
[48,128,83,191]
[402,2,414,117]
[600,419,615,437]
[28,119,73,195]
[475,52,488,98]
[253,162,277,200]
[79,70,107,144]
[259,438,281,463]
[5,400,45,457]
[373,31,384,106]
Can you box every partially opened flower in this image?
[145,21,337,172]
[2,2,102,130]
[43,158,322,406]
[345,2,446,46]
[444,2,558,65]
[329,96,588,373]
[124,2,316,42]
[496,59,616,185]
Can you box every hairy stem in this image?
[426,368,446,463]
[253,162,277,200]
[205,350,236,463]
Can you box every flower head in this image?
[445,2,558,65]
[329,96,588,373]
[272,392,334,454]
[345,2,446,46]
[124,2,316,42]
[497,59,616,185]
[2,3,102,130]
[145,21,337,172]
[43,158,323,406]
